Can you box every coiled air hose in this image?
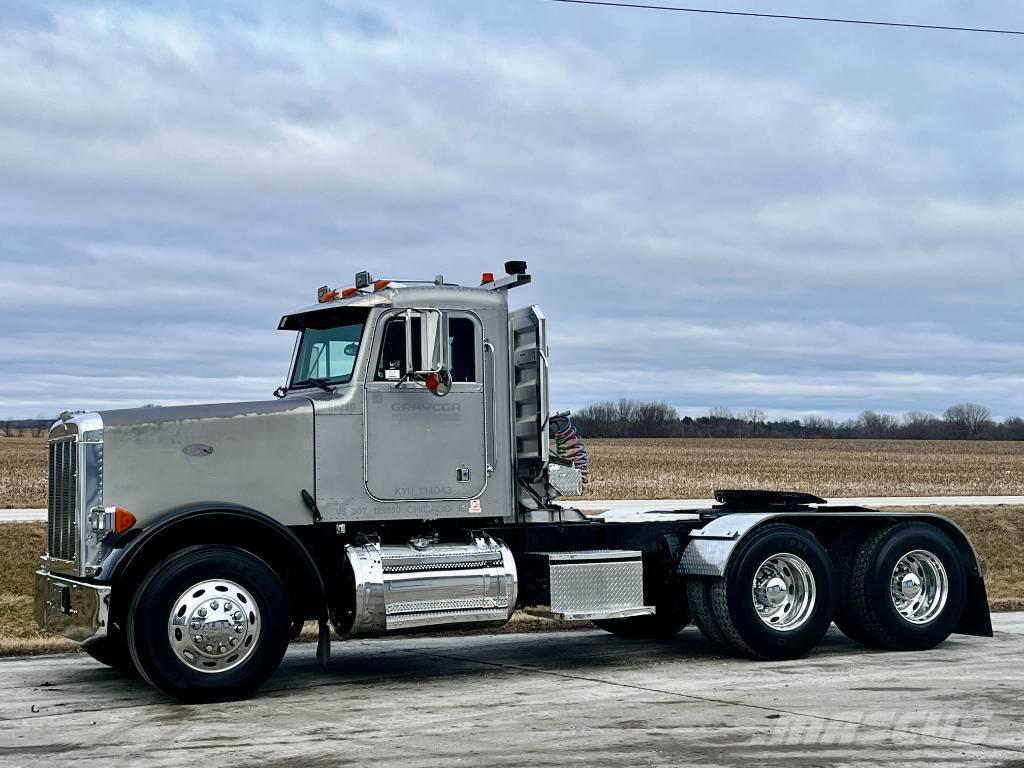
[549,412,590,483]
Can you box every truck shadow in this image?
[259,626,894,698]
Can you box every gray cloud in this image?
[2,0,1023,420]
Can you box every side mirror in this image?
[420,310,449,373]
[397,309,452,395]
[273,386,287,399]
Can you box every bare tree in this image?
[943,403,992,438]
[901,411,940,439]
[634,402,677,437]
[856,410,898,438]
[1001,416,1024,441]
[740,408,766,436]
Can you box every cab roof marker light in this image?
[341,287,359,298]
[318,289,339,303]
[373,279,391,291]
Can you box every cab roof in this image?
[278,279,524,331]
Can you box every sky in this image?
[2,0,1023,422]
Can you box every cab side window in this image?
[375,317,421,381]
[373,314,478,383]
[448,317,476,383]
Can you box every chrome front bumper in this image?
[34,569,111,645]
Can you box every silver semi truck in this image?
[35,263,991,702]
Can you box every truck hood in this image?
[98,398,317,527]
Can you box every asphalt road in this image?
[5,496,1024,524]
[1,615,1022,767]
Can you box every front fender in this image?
[104,503,327,627]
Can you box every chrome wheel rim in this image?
[751,553,817,632]
[167,579,260,673]
[890,549,948,625]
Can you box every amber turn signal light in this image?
[114,507,137,534]
[341,287,359,298]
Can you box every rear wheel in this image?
[692,524,835,660]
[846,522,966,651]
[688,577,739,652]
[832,535,877,646]
[127,547,290,703]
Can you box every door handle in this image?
[484,340,496,475]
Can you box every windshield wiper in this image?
[290,377,335,393]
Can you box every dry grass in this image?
[937,506,1024,604]
[0,438,48,508]
[574,438,1024,500]
[0,523,76,654]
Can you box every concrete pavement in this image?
[1,615,1022,767]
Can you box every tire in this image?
[708,523,835,660]
[688,576,742,653]
[594,608,690,639]
[83,634,135,672]
[848,522,966,651]
[831,534,877,646]
[127,546,291,703]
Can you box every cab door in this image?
[363,310,487,501]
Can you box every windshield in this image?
[290,310,368,388]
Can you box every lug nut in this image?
[190,620,202,631]
[210,600,219,610]
[197,608,207,618]
[217,644,226,653]
[224,602,233,611]
[229,637,238,646]
[205,644,214,653]
[233,611,242,621]
[193,634,203,643]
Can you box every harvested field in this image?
[0,438,47,509]
[5,437,1024,508]
[574,438,1024,500]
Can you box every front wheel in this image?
[127,547,291,703]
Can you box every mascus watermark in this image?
[750,709,993,747]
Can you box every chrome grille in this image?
[47,438,78,561]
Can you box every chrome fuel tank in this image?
[340,534,517,635]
